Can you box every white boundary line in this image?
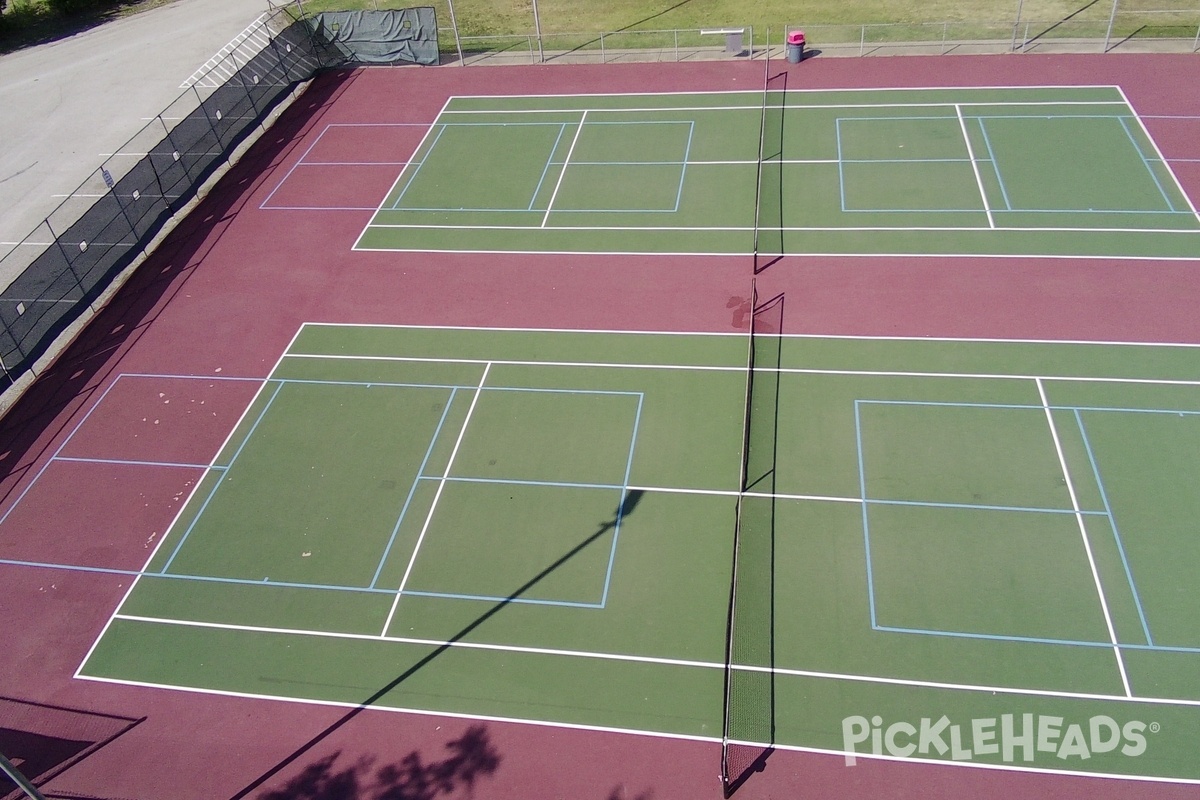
[357,85,1200,260]
[742,738,1200,785]
[352,96,454,250]
[349,246,1200,261]
[72,327,305,679]
[71,671,1200,786]
[1036,378,1132,697]
[360,222,1200,234]
[67,670,1200,786]
[1115,85,1200,224]
[95,613,1200,710]
[297,321,1200,349]
[440,84,1127,100]
[442,99,1130,116]
[280,350,1200,387]
[381,362,491,636]
[540,111,588,228]
[76,671,721,743]
[956,103,995,228]
[66,321,1200,785]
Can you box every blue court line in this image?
[854,400,877,628]
[876,624,1117,649]
[1117,116,1177,213]
[1073,409,1155,646]
[0,372,265,530]
[118,372,264,383]
[418,475,626,491]
[977,118,1013,211]
[0,558,144,578]
[859,398,1200,417]
[389,123,449,211]
[858,398,1040,410]
[835,118,848,214]
[143,571,395,594]
[400,589,603,609]
[857,396,1200,655]
[529,123,570,211]
[269,376,646,400]
[876,624,1200,654]
[673,121,696,213]
[382,387,642,609]
[600,392,645,607]
[864,497,1104,516]
[0,556,399,594]
[160,380,286,573]
[0,373,132,528]
[370,387,458,589]
[53,455,212,470]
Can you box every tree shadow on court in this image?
[235,490,648,800]
[0,68,361,508]
[250,725,500,800]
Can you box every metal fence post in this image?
[1193,21,1200,51]
[531,0,544,62]
[859,25,866,55]
[0,751,47,800]
[1103,0,1120,52]
[445,0,464,65]
[1011,0,1024,51]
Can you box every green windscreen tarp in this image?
[309,8,439,66]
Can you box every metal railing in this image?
[421,13,1198,66]
[441,26,757,66]
[0,6,326,412]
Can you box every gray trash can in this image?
[786,30,806,63]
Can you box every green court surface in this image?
[355,87,1200,259]
[81,325,1200,781]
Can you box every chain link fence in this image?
[0,5,327,412]
[3,1,1196,413]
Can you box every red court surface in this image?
[1,52,1198,800]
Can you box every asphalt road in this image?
[0,0,266,270]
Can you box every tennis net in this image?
[720,282,786,796]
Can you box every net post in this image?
[0,750,47,800]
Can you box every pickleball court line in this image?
[381,362,493,637]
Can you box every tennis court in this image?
[56,323,1200,783]
[5,51,1200,800]
[354,85,1200,259]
